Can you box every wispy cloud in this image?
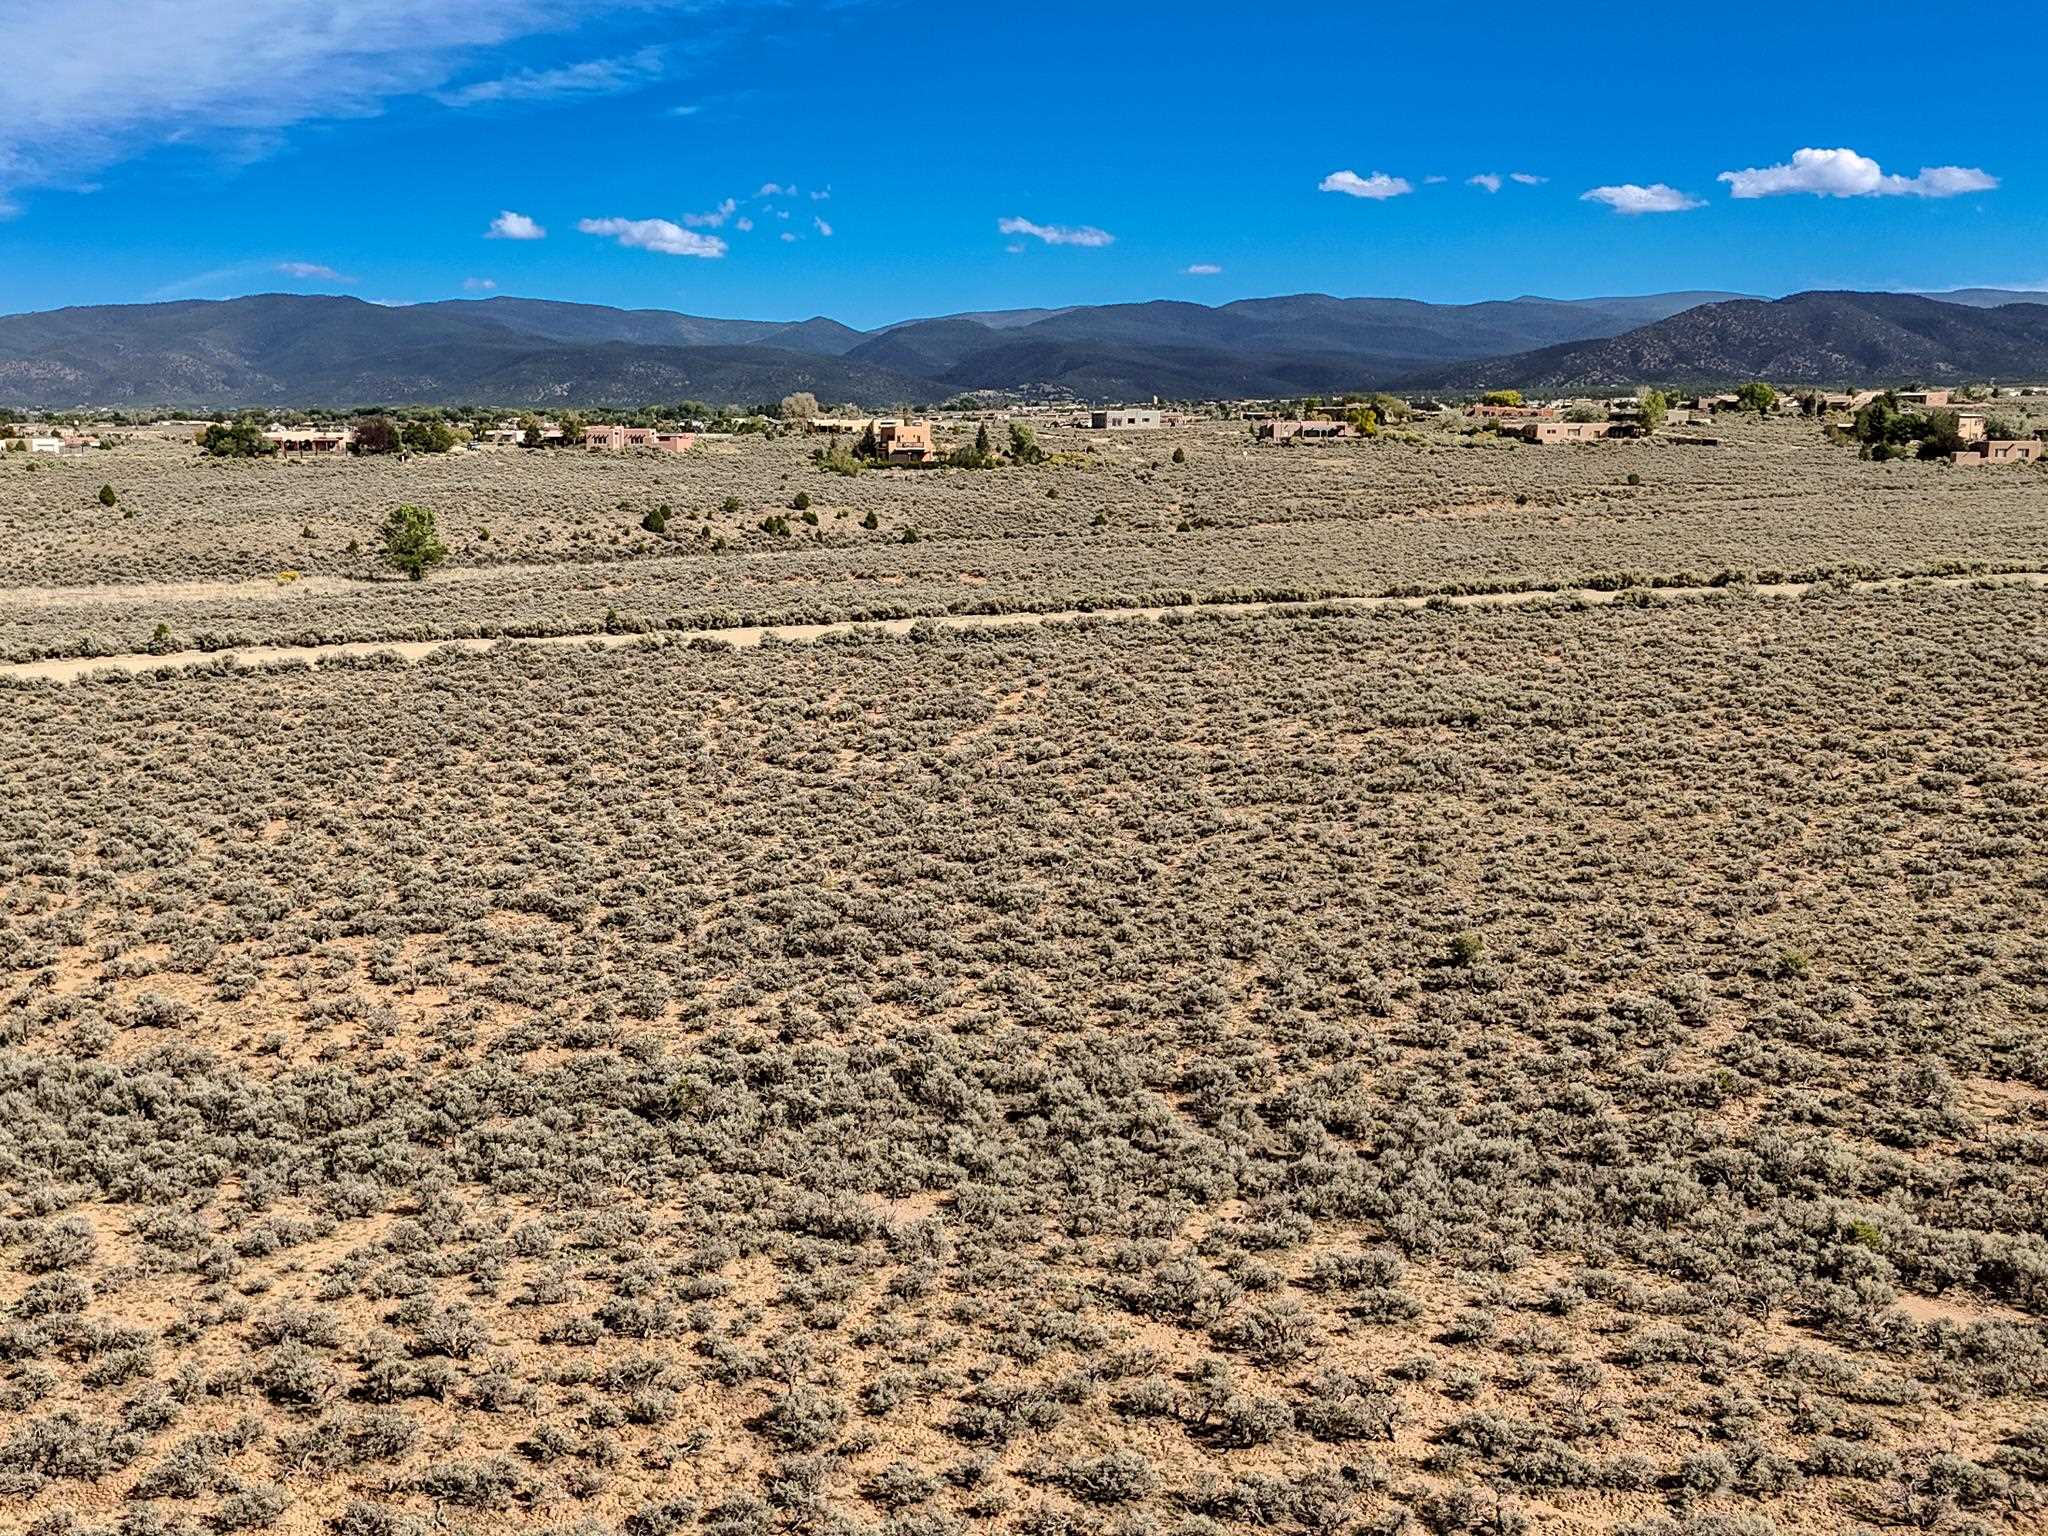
[1581,182,1704,215]
[274,260,351,281]
[1510,172,1547,186]
[1718,147,1997,200]
[486,209,546,240]
[463,276,497,291]
[681,198,738,229]
[1319,170,1412,201]
[1468,173,1503,193]
[1184,263,1222,276]
[813,216,833,237]
[435,45,664,108]
[0,2,727,207]
[998,216,1114,247]
[758,181,794,198]
[577,216,727,258]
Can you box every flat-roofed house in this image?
[1518,420,1623,444]
[1898,390,1953,409]
[585,425,695,454]
[873,420,937,463]
[1955,412,1988,443]
[263,425,351,455]
[29,433,102,455]
[1952,439,2043,466]
[1468,403,1558,421]
[1089,408,1163,430]
[1257,419,1354,442]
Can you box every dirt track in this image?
[7,571,2043,685]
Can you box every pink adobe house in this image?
[584,424,695,454]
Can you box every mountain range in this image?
[1,288,2044,408]
[1409,292,2048,394]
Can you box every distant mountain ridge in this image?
[1405,291,2048,393]
[1,287,2043,407]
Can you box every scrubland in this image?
[2,416,2045,663]
[2,413,2046,1536]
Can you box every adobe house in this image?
[1898,390,1954,409]
[1467,403,1558,421]
[872,420,937,463]
[1518,420,1623,444]
[1952,439,2043,466]
[1088,408,1163,430]
[585,425,695,454]
[262,426,351,455]
[1953,412,1988,443]
[1256,420,1355,442]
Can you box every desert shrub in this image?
[414,1455,528,1509]
[1059,1451,1157,1504]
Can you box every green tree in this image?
[641,506,669,533]
[1637,390,1669,432]
[379,503,447,581]
[97,483,118,507]
[197,420,276,458]
[1481,390,1523,408]
[351,416,403,455]
[779,392,819,425]
[1008,422,1046,464]
[519,414,549,449]
[1734,382,1777,419]
[1916,409,1967,461]
[401,419,459,454]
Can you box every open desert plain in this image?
[7,5,2048,1534]
[3,403,2047,1536]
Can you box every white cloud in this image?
[667,103,702,117]
[1581,183,1704,215]
[577,216,727,258]
[463,276,497,291]
[1005,242,1025,254]
[435,45,664,107]
[780,231,797,243]
[486,209,545,240]
[1718,146,1998,200]
[1468,173,1502,193]
[998,216,1114,247]
[809,187,831,201]
[1509,172,1547,186]
[1422,175,1448,185]
[0,2,721,206]
[1184,263,1222,276]
[1319,169,1412,200]
[681,198,737,228]
[758,181,792,197]
[813,216,833,237]
[735,216,754,232]
[274,260,350,281]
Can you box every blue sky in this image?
[1,1,2035,329]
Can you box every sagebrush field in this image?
[2,416,2045,1536]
